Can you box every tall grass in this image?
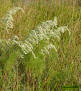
[0,0,81,91]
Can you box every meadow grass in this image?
[0,0,81,91]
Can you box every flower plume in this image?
[8,17,70,58]
[1,7,24,33]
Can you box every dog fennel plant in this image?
[4,14,70,57]
[0,7,71,68]
[0,7,71,90]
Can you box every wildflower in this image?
[1,16,70,58]
[9,17,70,58]
[1,7,24,33]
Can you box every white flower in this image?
[2,17,70,58]
[1,7,24,33]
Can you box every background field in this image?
[0,0,81,91]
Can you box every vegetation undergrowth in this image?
[0,0,81,91]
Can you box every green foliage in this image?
[0,0,81,91]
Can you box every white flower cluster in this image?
[41,43,57,55]
[9,17,70,58]
[1,7,24,33]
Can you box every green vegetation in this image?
[0,0,81,91]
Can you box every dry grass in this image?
[0,0,81,91]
